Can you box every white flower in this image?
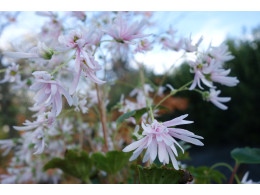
[123,114,203,170]
[241,171,260,184]
[0,63,20,84]
[205,89,231,110]
[13,112,55,131]
[184,35,203,52]
[30,71,73,116]
[0,139,15,156]
[31,128,46,155]
[72,93,88,114]
[4,42,54,60]
[105,13,149,43]
[189,59,239,90]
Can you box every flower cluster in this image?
[0,11,242,184]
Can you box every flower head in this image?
[4,42,54,60]
[30,71,73,116]
[123,114,203,170]
[0,63,20,84]
[105,13,149,43]
[204,89,231,110]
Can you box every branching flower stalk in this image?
[153,80,193,110]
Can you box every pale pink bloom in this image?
[241,171,260,184]
[184,35,203,52]
[189,59,239,90]
[0,139,15,156]
[123,114,203,169]
[4,42,54,60]
[205,89,231,110]
[31,128,45,155]
[210,68,239,87]
[0,63,20,84]
[71,11,86,21]
[161,28,183,51]
[72,93,88,114]
[13,112,55,131]
[81,55,106,84]
[189,60,214,90]
[58,30,105,94]
[161,36,183,51]
[105,13,149,43]
[134,39,153,53]
[209,43,234,63]
[40,19,63,45]
[30,71,73,116]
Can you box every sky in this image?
[1,11,260,74]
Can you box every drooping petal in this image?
[163,114,193,127]
[166,146,179,170]
[171,132,204,146]
[122,137,148,152]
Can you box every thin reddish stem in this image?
[95,83,108,152]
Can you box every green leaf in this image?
[187,166,226,184]
[231,147,260,164]
[43,150,92,183]
[137,165,193,184]
[116,110,136,125]
[91,150,131,174]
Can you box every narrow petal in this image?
[171,132,204,146]
[122,137,147,152]
[163,114,193,127]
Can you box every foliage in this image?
[231,147,260,164]
[137,164,193,184]
[44,150,92,183]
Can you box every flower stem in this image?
[95,83,109,152]
[0,68,7,73]
[51,55,74,75]
[210,162,241,184]
[229,162,240,184]
[149,102,154,122]
[153,80,193,110]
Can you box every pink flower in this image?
[30,71,73,116]
[123,114,203,170]
[31,128,45,155]
[184,35,203,52]
[134,39,153,53]
[0,63,20,84]
[205,89,231,110]
[105,13,149,43]
[4,42,54,60]
[161,28,183,51]
[13,112,55,131]
[209,43,234,63]
[72,93,88,114]
[189,59,239,90]
[58,30,105,94]
[0,139,15,156]
[71,11,86,21]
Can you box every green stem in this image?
[51,55,74,75]
[53,48,74,55]
[210,162,241,184]
[0,68,7,73]
[149,102,154,122]
[153,80,193,110]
